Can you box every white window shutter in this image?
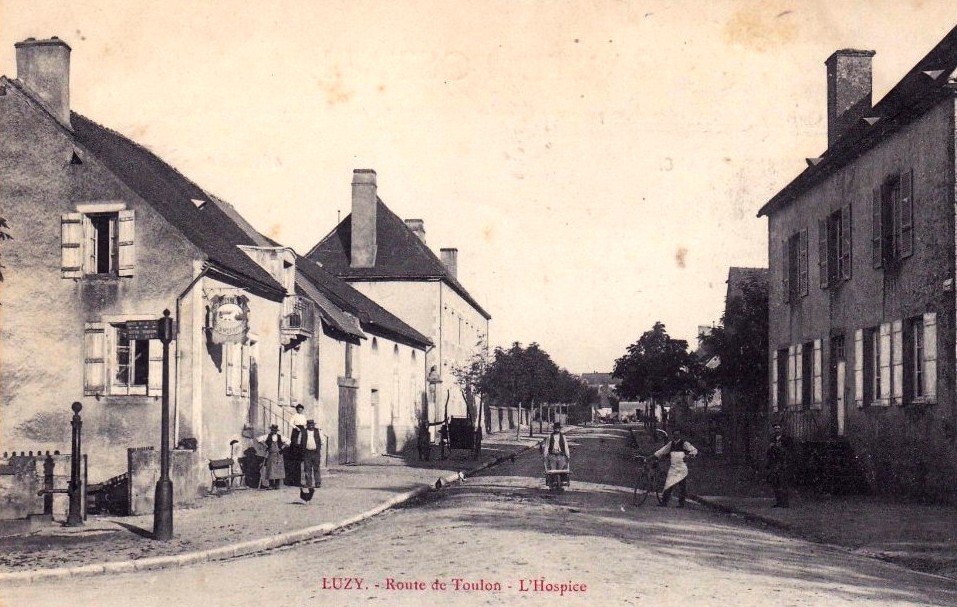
[891,320,903,405]
[291,347,302,403]
[854,329,864,407]
[879,323,891,406]
[117,209,135,277]
[61,213,84,278]
[795,344,804,407]
[84,323,106,394]
[812,339,822,408]
[225,343,237,396]
[923,312,937,402]
[241,344,250,397]
[147,339,164,396]
[787,345,796,406]
[771,350,778,412]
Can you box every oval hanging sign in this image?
[209,294,249,344]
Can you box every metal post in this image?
[66,401,84,527]
[153,309,175,540]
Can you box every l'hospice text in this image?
[320,577,588,595]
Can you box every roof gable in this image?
[68,113,285,295]
[306,198,491,319]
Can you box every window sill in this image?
[96,395,158,406]
[81,274,123,282]
[910,397,936,406]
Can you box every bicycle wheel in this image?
[633,469,651,506]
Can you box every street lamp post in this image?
[153,309,175,540]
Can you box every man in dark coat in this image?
[300,419,323,490]
[767,422,793,507]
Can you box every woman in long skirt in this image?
[257,424,286,489]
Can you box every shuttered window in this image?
[60,209,135,278]
[873,171,915,268]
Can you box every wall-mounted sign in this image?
[125,319,160,340]
[208,294,250,344]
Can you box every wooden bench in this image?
[208,458,244,492]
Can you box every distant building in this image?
[758,28,957,499]
[306,170,491,424]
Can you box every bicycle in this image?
[633,454,663,506]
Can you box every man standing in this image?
[300,419,323,491]
[767,422,793,508]
[543,422,571,486]
[655,427,697,507]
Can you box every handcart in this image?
[543,454,571,491]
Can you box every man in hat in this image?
[300,419,323,491]
[543,421,571,485]
[257,424,286,489]
[654,427,698,507]
[767,421,793,507]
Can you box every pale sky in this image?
[2,1,955,373]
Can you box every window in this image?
[61,209,135,278]
[855,323,895,408]
[819,206,852,288]
[84,321,163,396]
[782,229,808,303]
[872,170,914,268]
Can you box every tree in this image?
[0,216,11,282]
[700,275,769,414]
[470,342,562,436]
[451,339,489,429]
[612,322,700,429]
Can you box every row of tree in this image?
[612,275,769,425]
[453,341,598,435]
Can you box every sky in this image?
[1,0,955,374]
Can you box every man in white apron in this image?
[654,428,698,507]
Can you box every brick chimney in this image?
[825,49,875,148]
[405,219,426,243]
[15,37,72,128]
[350,169,377,268]
[440,248,458,280]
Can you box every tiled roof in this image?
[758,25,957,218]
[726,267,769,301]
[67,111,285,296]
[306,199,491,320]
[295,255,432,349]
[580,372,620,386]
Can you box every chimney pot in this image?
[440,248,458,280]
[15,36,72,128]
[350,169,378,268]
[825,49,875,149]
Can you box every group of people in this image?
[257,404,323,498]
[647,421,794,508]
